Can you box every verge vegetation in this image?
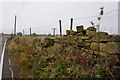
[7,36,119,78]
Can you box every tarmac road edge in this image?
[0,39,7,80]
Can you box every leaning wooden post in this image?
[70,18,73,30]
[59,20,62,36]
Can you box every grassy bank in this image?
[7,36,118,78]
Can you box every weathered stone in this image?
[99,52,108,57]
[81,36,90,40]
[86,30,96,36]
[94,51,108,57]
[77,39,83,43]
[85,49,94,53]
[90,42,100,50]
[83,42,90,47]
[100,38,111,42]
[81,48,93,53]
[100,42,120,54]
[111,35,120,42]
[100,43,108,52]
[76,32,84,36]
[100,38,120,42]
[82,30,86,35]
[91,37,101,42]
[70,31,79,35]
[66,36,78,44]
[87,27,96,31]
[97,32,108,35]
[66,30,74,35]
[76,25,84,32]
[88,50,94,54]
[85,40,92,42]
[96,32,108,38]
[94,51,99,55]
[107,42,120,53]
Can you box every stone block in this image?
[85,40,92,42]
[81,36,90,40]
[83,42,91,47]
[94,51,99,55]
[94,51,108,57]
[97,32,108,35]
[100,43,108,52]
[66,30,73,35]
[111,35,120,42]
[70,31,79,35]
[76,25,84,32]
[77,39,83,43]
[76,32,84,36]
[90,42,100,50]
[86,30,96,36]
[99,52,108,57]
[100,38,111,42]
[87,27,96,31]
[91,37,101,42]
[100,42,120,54]
[96,32,108,38]
[107,42,120,53]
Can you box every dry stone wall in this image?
[55,26,120,57]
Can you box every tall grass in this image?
[7,36,118,78]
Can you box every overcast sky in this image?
[0,2,119,35]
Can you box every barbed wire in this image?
[22,8,118,34]
[74,9,118,21]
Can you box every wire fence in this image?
[15,3,118,35]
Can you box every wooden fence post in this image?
[70,18,73,30]
[59,20,62,36]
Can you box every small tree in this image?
[97,7,104,32]
[32,33,37,37]
[48,34,51,37]
[17,32,22,36]
[90,21,95,27]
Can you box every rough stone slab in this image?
[107,42,120,54]
[99,52,108,57]
[83,42,91,47]
[90,42,100,50]
[81,48,94,53]
[71,31,79,35]
[81,36,90,40]
[87,27,96,31]
[94,51,99,55]
[76,25,84,32]
[96,32,108,35]
[85,40,92,42]
[100,43,108,52]
[76,32,84,36]
[91,37,101,42]
[66,30,74,35]
[77,39,83,43]
[96,32,108,38]
[100,42,120,54]
[86,30,96,36]
[94,51,108,57]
